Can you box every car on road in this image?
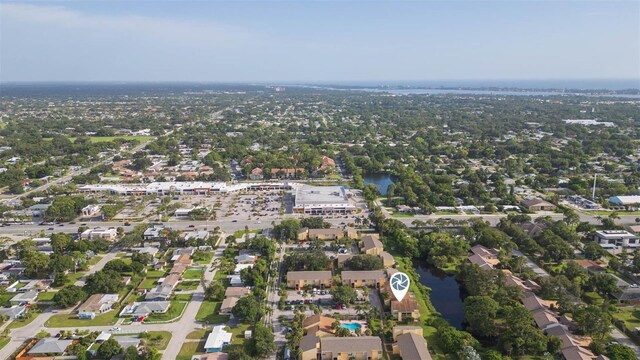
[110,327,121,332]
[188,224,195,228]
[48,227,54,230]
[124,222,131,226]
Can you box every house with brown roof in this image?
[318,156,336,172]
[393,332,432,360]
[77,294,119,319]
[175,254,191,266]
[286,271,332,290]
[341,270,386,288]
[571,259,606,273]
[320,336,382,360]
[224,287,250,298]
[379,251,395,267]
[249,168,264,180]
[391,295,420,322]
[521,198,557,211]
[361,235,384,255]
[303,314,336,337]
[521,221,548,238]
[170,264,186,276]
[220,297,239,314]
[298,228,345,241]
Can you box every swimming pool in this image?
[340,322,362,331]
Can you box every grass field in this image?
[87,255,104,266]
[45,311,118,327]
[43,135,153,143]
[145,301,186,322]
[186,329,210,340]
[0,294,13,307]
[146,270,166,278]
[232,229,261,239]
[172,294,193,302]
[176,281,199,291]
[195,301,230,324]
[176,341,205,360]
[229,324,250,345]
[6,313,39,330]
[192,251,214,265]
[37,292,56,302]
[0,337,10,350]
[614,307,640,331]
[139,278,158,289]
[142,331,172,350]
[183,268,205,280]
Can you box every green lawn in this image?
[193,252,214,265]
[186,329,210,340]
[0,337,10,350]
[6,313,39,330]
[195,301,230,324]
[64,272,86,286]
[0,294,14,307]
[37,292,56,302]
[232,229,261,239]
[614,307,640,331]
[45,311,118,327]
[139,278,157,289]
[176,281,199,291]
[146,270,166,278]
[183,268,205,280]
[44,135,153,144]
[172,294,193,302]
[141,331,172,350]
[176,341,205,360]
[229,324,251,345]
[87,255,104,266]
[145,301,186,322]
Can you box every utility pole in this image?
[592,173,597,200]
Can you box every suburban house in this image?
[25,338,74,358]
[392,327,432,360]
[390,295,420,322]
[520,198,557,211]
[287,271,333,289]
[228,275,243,287]
[143,225,167,241]
[174,254,192,266]
[204,325,232,353]
[318,156,336,172]
[10,290,38,305]
[220,297,239,314]
[614,287,640,305]
[520,221,548,238]
[341,270,386,288]
[467,245,501,270]
[224,287,250,298]
[249,167,264,180]
[361,236,384,255]
[234,254,257,264]
[80,228,118,241]
[593,230,640,248]
[119,301,171,318]
[77,293,119,319]
[571,259,606,273]
[0,305,27,320]
[319,336,382,360]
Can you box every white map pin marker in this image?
[390,272,410,302]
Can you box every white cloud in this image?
[1,3,260,47]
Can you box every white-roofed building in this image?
[204,325,232,353]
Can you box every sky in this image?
[1,1,639,83]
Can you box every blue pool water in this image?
[340,323,362,331]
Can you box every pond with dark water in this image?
[413,261,466,330]
[363,173,394,196]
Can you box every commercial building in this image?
[521,198,557,211]
[81,204,102,217]
[293,185,356,215]
[609,195,640,206]
[594,230,639,248]
[80,228,118,241]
